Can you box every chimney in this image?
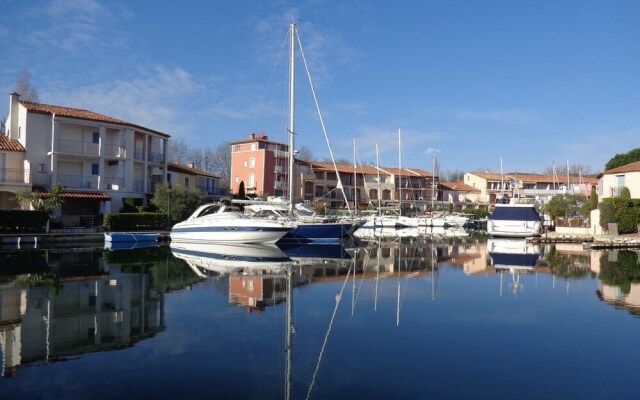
[249,133,255,140]
[188,161,195,168]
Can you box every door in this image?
[0,153,6,182]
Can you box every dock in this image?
[528,232,640,249]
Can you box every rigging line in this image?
[295,31,351,213]
[251,29,290,135]
[305,264,353,400]
[351,248,369,316]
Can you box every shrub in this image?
[104,213,166,231]
[599,198,640,233]
[619,186,631,200]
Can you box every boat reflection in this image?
[170,242,292,278]
[487,238,542,295]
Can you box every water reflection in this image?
[1,236,640,390]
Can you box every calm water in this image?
[0,236,639,400]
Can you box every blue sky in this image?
[2,0,639,176]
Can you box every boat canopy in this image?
[490,206,541,221]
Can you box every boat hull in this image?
[170,224,290,244]
[277,222,353,244]
[104,232,160,242]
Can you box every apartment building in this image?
[1,93,169,223]
[167,162,225,199]
[597,161,640,199]
[438,181,481,205]
[230,132,289,197]
[464,172,598,204]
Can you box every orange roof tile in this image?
[168,162,220,178]
[33,187,111,200]
[598,160,640,177]
[0,135,25,152]
[439,181,480,192]
[20,101,170,138]
[468,172,504,181]
[378,167,435,178]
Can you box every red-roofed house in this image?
[438,181,480,204]
[167,162,225,198]
[597,161,640,199]
[2,93,170,224]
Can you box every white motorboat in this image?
[487,200,543,237]
[170,202,291,244]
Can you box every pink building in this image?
[230,132,289,197]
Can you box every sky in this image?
[2,0,640,176]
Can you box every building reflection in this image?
[590,249,640,316]
[0,246,195,377]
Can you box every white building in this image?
[597,160,640,199]
[1,93,170,225]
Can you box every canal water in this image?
[0,236,639,399]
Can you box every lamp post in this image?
[166,184,172,229]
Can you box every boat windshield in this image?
[490,206,541,221]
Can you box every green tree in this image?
[151,183,206,225]
[605,148,640,170]
[619,186,631,200]
[543,193,588,220]
[588,186,598,211]
[12,184,65,214]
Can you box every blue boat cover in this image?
[490,253,539,267]
[490,206,541,221]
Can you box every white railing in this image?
[0,168,29,184]
[57,139,99,156]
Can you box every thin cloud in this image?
[455,109,536,124]
[43,66,203,136]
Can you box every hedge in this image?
[104,213,166,231]
[599,198,640,234]
[0,210,49,233]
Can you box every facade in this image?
[230,132,289,197]
[167,162,225,199]
[1,93,170,223]
[597,160,640,199]
[296,161,437,208]
[464,172,598,204]
[438,181,481,205]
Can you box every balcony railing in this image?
[57,174,99,189]
[0,168,29,184]
[134,148,145,161]
[103,144,127,158]
[57,139,99,156]
[102,176,124,190]
[133,179,145,192]
[197,186,229,196]
[149,152,164,164]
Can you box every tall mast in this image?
[398,128,402,216]
[287,22,296,215]
[353,136,357,215]
[376,143,381,216]
[500,156,504,200]
[431,152,436,210]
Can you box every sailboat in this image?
[244,22,354,244]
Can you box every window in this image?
[233,145,240,152]
[243,160,247,167]
[38,163,46,173]
[18,126,21,139]
[235,176,239,183]
[249,158,255,168]
[91,163,99,175]
[184,176,190,188]
[251,143,257,151]
[92,131,99,144]
[249,173,255,188]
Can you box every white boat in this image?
[487,200,542,237]
[104,232,160,242]
[170,202,290,244]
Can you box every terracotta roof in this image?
[168,162,220,179]
[229,132,287,146]
[509,173,598,185]
[19,100,170,138]
[468,172,504,181]
[378,167,435,178]
[598,160,640,178]
[0,135,25,152]
[439,181,480,192]
[306,161,383,175]
[33,186,111,200]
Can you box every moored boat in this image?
[170,202,291,244]
[487,200,543,238]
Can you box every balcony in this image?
[149,152,164,164]
[57,174,99,189]
[133,179,145,192]
[274,166,286,173]
[103,144,127,158]
[0,168,30,184]
[57,139,99,156]
[134,148,145,161]
[102,176,124,190]
[273,150,288,159]
[274,181,285,189]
